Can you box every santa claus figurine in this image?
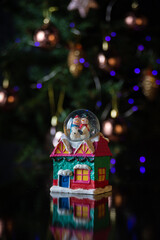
[80,115,90,140]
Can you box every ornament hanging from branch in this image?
[97,48,120,72]
[124,0,148,30]
[124,12,148,30]
[34,23,59,49]
[68,43,85,77]
[102,117,127,142]
[0,88,7,107]
[141,69,159,101]
[0,87,18,109]
[67,0,98,18]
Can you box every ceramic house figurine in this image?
[50,109,112,195]
[50,192,111,239]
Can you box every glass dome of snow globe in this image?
[64,109,100,142]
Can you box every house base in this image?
[50,185,112,195]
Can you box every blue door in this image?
[59,198,69,210]
[59,176,69,188]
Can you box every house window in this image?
[98,204,105,218]
[98,168,106,181]
[74,169,90,183]
[75,204,90,219]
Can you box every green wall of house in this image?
[52,157,95,180]
[95,156,110,181]
[52,156,110,182]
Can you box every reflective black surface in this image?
[0,162,159,240]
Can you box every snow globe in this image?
[64,109,100,142]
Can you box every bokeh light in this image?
[138,45,144,51]
[111,109,118,118]
[145,36,151,41]
[37,83,42,89]
[84,62,89,68]
[69,22,75,28]
[53,131,63,147]
[111,32,116,37]
[105,36,111,42]
[152,70,158,76]
[156,59,160,64]
[79,58,85,63]
[132,106,138,111]
[134,68,141,74]
[96,100,102,107]
[140,156,146,163]
[103,121,113,136]
[140,166,145,174]
[128,98,134,104]
[133,85,139,91]
[110,167,116,174]
[156,79,160,85]
[110,70,116,76]
[110,158,116,165]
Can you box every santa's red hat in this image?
[74,115,80,118]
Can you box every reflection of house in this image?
[50,193,111,240]
[50,133,112,194]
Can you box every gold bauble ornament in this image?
[67,43,84,77]
[142,69,159,100]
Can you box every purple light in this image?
[84,62,90,68]
[35,42,40,47]
[138,45,144,51]
[156,59,160,64]
[74,59,78,64]
[110,70,116,76]
[133,85,139,91]
[15,38,21,43]
[140,156,146,163]
[96,101,102,107]
[37,83,42,89]
[145,36,151,41]
[110,158,116,165]
[134,68,141,74]
[69,22,75,28]
[152,70,158,76]
[140,166,145,174]
[111,32,116,37]
[132,106,138,112]
[156,79,160,85]
[110,167,116,174]
[127,217,136,231]
[128,98,134,104]
[13,86,19,91]
[79,58,85,63]
[105,36,111,42]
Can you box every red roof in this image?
[50,134,112,157]
[94,136,112,157]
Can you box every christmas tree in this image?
[0,0,160,183]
